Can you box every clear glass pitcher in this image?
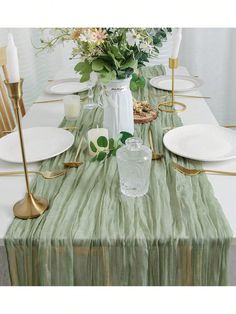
[116,137,152,197]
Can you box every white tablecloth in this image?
[0,66,235,285]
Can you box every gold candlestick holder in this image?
[5,79,48,219]
[158,58,186,113]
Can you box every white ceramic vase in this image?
[102,78,134,138]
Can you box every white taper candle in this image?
[6,33,20,83]
[171,28,182,59]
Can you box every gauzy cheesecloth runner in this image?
[4,65,232,286]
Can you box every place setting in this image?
[0,28,234,287]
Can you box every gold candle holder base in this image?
[158,101,186,113]
[158,58,186,113]
[14,193,49,220]
[5,79,48,219]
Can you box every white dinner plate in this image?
[0,127,74,163]
[45,78,96,95]
[149,75,203,92]
[163,124,236,162]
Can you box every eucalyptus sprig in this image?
[90,131,133,162]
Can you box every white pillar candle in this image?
[6,33,20,83]
[87,127,109,156]
[171,28,182,59]
[63,95,81,120]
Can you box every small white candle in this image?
[87,127,109,156]
[171,28,182,59]
[6,33,20,83]
[63,95,81,120]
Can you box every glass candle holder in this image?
[116,137,152,197]
[63,95,81,121]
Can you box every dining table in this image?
[0,65,235,285]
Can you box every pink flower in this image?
[94,28,107,44]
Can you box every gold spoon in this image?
[64,136,84,168]
[173,162,236,176]
[148,128,163,160]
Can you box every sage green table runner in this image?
[5,65,232,286]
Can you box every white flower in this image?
[126,30,139,46]
[139,42,152,53]
[79,29,95,43]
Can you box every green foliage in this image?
[119,131,133,144]
[90,141,97,153]
[72,28,171,83]
[74,61,93,82]
[97,136,108,147]
[97,151,107,161]
[130,73,146,92]
[91,131,133,162]
[39,28,172,84]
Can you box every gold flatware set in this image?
[0,169,67,179]
[33,98,63,104]
[2,126,79,135]
[64,136,84,168]
[173,162,236,177]
[148,128,163,160]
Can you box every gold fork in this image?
[173,162,236,176]
[0,170,67,179]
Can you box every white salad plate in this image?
[163,124,236,162]
[45,78,96,95]
[149,75,203,92]
[0,127,74,163]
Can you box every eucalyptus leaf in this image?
[92,59,105,71]
[109,138,115,150]
[132,73,138,80]
[90,141,97,153]
[119,131,133,144]
[110,46,125,60]
[130,80,138,92]
[100,70,116,83]
[97,136,108,148]
[97,151,107,161]
[111,149,117,156]
[75,61,92,74]
[120,58,137,70]
[80,72,91,82]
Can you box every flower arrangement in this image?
[38,28,171,84]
